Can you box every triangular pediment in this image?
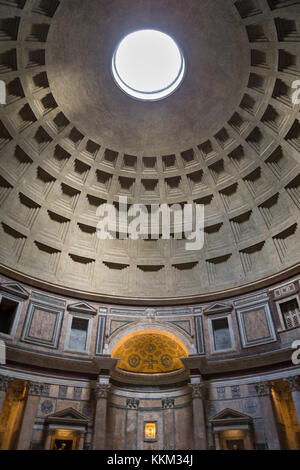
[203,302,232,315]
[67,301,97,315]
[0,282,29,299]
[210,408,252,423]
[46,407,88,423]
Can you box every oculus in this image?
[112,29,185,101]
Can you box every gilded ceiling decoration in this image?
[112,332,188,374]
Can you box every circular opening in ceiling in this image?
[112,29,185,101]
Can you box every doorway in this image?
[220,430,246,450]
[50,429,79,450]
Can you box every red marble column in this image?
[255,381,281,450]
[92,376,111,450]
[190,380,207,450]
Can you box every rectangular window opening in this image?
[280,298,300,329]
[68,317,89,351]
[212,317,232,351]
[0,297,18,335]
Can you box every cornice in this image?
[1,262,299,307]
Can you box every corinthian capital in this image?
[27,381,44,396]
[94,383,111,399]
[190,383,206,400]
[285,376,300,392]
[255,381,271,397]
[162,398,175,409]
[0,375,11,392]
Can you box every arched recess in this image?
[111,328,190,374]
[107,320,194,355]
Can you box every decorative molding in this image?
[157,308,191,317]
[272,282,297,300]
[234,291,269,308]
[41,399,54,415]
[109,308,144,316]
[145,308,157,318]
[166,320,192,336]
[0,368,91,388]
[1,262,299,307]
[108,319,134,337]
[30,291,66,308]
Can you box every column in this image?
[44,428,53,450]
[245,428,254,450]
[255,381,281,450]
[16,381,43,450]
[125,398,139,450]
[190,380,207,450]
[162,398,175,450]
[0,375,10,417]
[78,431,86,450]
[92,375,111,450]
[285,376,300,427]
[214,431,221,450]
